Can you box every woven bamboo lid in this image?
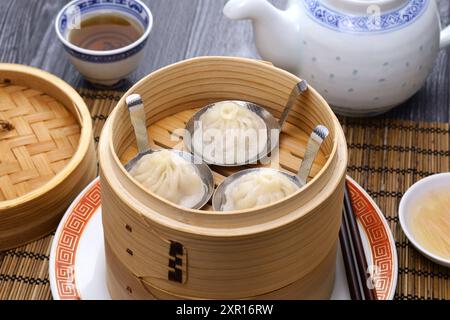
[0,64,96,250]
[0,84,81,200]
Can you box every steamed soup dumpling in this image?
[130,150,206,208]
[193,101,268,164]
[223,170,299,211]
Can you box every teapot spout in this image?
[224,0,302,73]
[223,0,284,22]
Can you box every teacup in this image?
[55,0,153,87]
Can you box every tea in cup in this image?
[55,0,153,86]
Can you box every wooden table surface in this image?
[0,0,450,122]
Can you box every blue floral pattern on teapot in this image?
[305,0,428,33]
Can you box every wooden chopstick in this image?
[339,181,378,300]
[339,217,363,300]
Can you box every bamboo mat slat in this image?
[0,89,449,300]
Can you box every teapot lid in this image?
[319,0,410,15]
[305,0,429,33]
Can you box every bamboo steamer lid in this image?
[99,57,348,299]
[0,64,96,250]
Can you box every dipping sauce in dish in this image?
[409,187,450,260]
[69,13,144,51]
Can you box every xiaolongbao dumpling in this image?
[192,101,268,164]
[222,170,299,211]
[130,150,206,208]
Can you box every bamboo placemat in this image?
[0,89,449,300]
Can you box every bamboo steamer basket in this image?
[0,64,96,250]
[105,240,338,300]
[98,56,348,300]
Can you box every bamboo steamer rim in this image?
[102,56,347,236]
[108,56,340,214]
[0,63,92,210]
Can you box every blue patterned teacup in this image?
[55,0,153,87]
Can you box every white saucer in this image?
[49,177,397,300]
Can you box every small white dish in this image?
[55,0,153,87]
[399,173,450,268]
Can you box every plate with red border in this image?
[49,177,398,300]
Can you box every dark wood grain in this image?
[0,0,449,123]
[388,0,450,122]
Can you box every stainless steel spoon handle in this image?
[297,125,329,186]
[278,80,308,129]
[126,94,150,154]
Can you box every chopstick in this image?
[339,212,363,300]
[339,181,378,300]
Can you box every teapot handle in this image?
[440,26,450,49]
[439,0,450,49]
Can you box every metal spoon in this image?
[212,125,329,211]
[125,94,215,210]
[185,80,309,167]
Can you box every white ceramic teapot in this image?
[224,0,450,116]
